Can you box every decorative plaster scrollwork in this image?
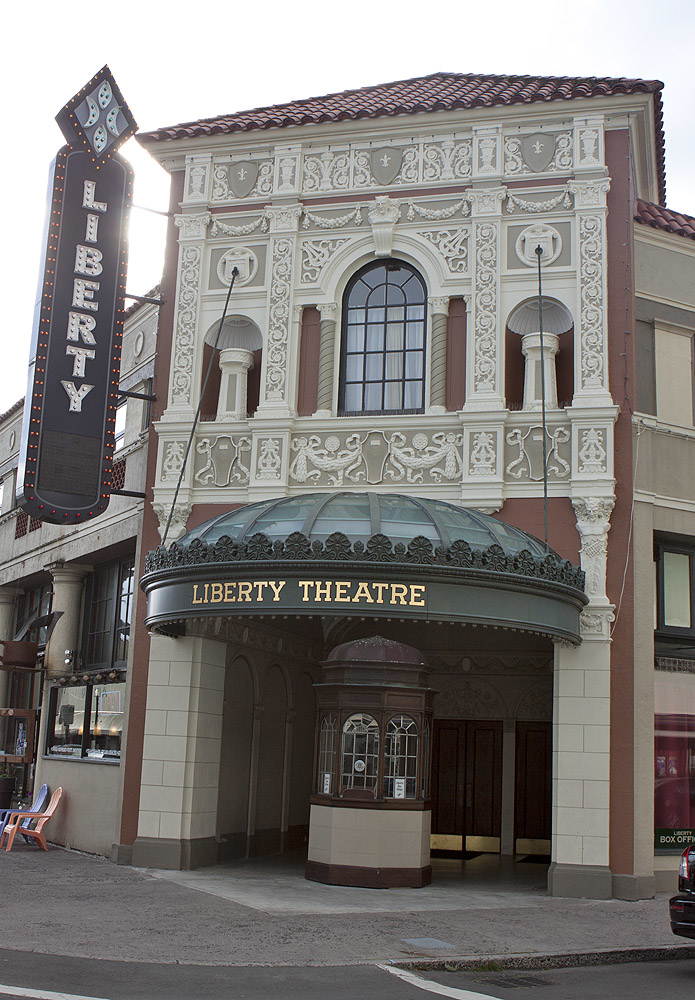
[572,497,615,603]
[170,244,202,406]
[289,430,463,487]
[472,222,498,392]
[300,239,349,283]
[568,179,611,209]
[434,678,506,720]
[506,188,572,214]
[577,214,606,390]
[505,426,571,480]
[210,213,269,237]
[152,502,191,543]
[504,132,572,175]
[194,435,251,487]
[162,441,185,481]
[256,438,282,480]
[515,224,562,266]
[211,160,273,201]
[578,428,607,474]
[407,197,470,221]
[264,238,294,402]
[387,431,463,483]
[469,430,497,476]
[174,213,211,240]
[421,228,469,272]
[303,150,350,192]
[302,206,363,229]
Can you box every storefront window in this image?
[654,664,695,851]
[384,714,418,799]
[317,713,337,794]
[341,713,379,792]
[46,681,125,761]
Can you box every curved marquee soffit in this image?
[141,531,588,645]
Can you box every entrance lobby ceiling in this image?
[142,493,587,643]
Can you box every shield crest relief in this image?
[370,147,402,186]
[229,161,258,198]
[521,133,556,173]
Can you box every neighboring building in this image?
[4,72,694,901]
[0,291,158,856]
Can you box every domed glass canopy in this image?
[178,492,551,560]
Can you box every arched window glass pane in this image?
[341,713,379,792]
[317,713,337,795]
[340,262,427,415]
[384,714,419,799]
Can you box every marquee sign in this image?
[17,67,137,524]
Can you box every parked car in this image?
[669,845,695,938]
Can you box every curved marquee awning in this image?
[141,493,588,644]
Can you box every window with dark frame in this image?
[339,260,427,415]
[654,540,695,850]
[45,555,134,761]
[656,543,695,637]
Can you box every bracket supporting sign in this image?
[17,66,137,524]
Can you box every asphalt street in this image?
[0,954,693,1000]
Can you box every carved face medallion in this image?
[521,133,555,173]
[370,147,402,186]
[229,161,258,199]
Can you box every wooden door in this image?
[431,720,466,853]
[431,720,503,854]
[466,720,503,852]
[515,721,552,855]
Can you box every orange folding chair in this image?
[0,787,63,852]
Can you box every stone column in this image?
[216,348,255,420]
[132,634,226,870]
[43,564,91,678]
[428,296,450,414]
[0,587,16,748]
[521,333,560,410]
[548,497,615,899]
[315,302,338,416]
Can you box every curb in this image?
[391,944,695,972]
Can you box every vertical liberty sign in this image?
[17,66,137,523]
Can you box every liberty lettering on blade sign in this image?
[17,66,137,524]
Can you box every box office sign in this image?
[655,828,695,852]
[17,67,137,524]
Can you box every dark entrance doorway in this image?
[514,721,552,856]
[431,720,503,855]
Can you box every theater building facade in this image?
[5,72,693,900]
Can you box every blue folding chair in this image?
[0,783,48,843]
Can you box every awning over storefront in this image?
[141,494,587,643]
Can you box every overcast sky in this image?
[1,0,692,413]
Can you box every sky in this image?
[1,0,693,414]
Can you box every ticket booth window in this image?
[317,713,338,795]
[384,714,419,799]
[341,713,379,793]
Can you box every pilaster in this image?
[257,205,302,418]
[43,564,92,678]
[463,187,506,411]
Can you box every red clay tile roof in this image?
[138,72,666,203]
[635,199,695,240]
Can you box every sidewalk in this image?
[1,843,692,968]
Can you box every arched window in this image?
[339,261,427,415]
[341,713,379,792]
